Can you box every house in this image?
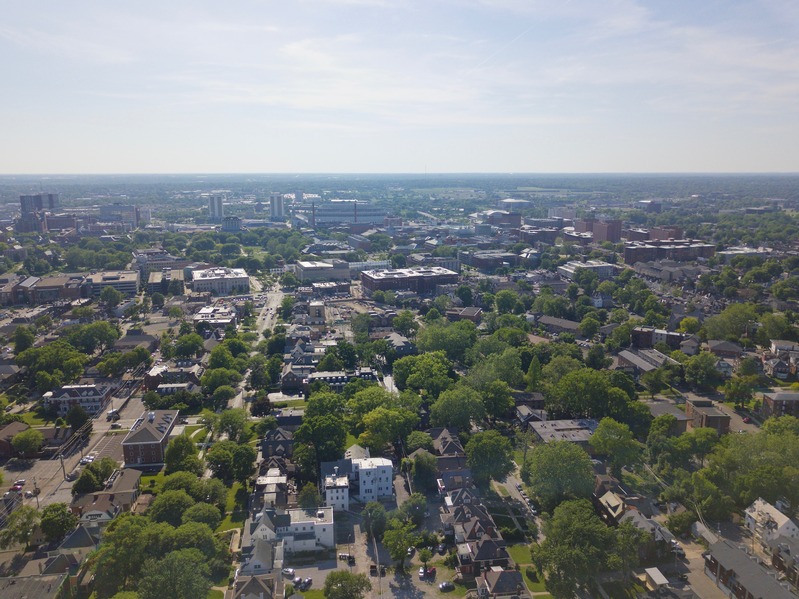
[430,428,465,456]
[476,567,527,598]
[680,336,701,356]
[261,428,294,458]
[320,456,393,506]
[384,332,416,357]
[272,408,304,431]
[113,330,158,352]
[745,498,799,546]
[764,358,791,380]
[121,410,179,467]
[70,468,142,524]
[536,315,580,335]
[704,539,794,599]
[617,349,678,380]
[685,399,730,435]
[714,358,735,379]
[769,536,799,591]
[0,421,29,458]
[234,575,281,599]
[456,535,510,579]
[762,391,799,419]
[707,340,744,359]
[250,507,335,554]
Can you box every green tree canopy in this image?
[525,441,594,511]
[465,430,514,487]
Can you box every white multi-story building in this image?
[324,472,350,512]
[321,456,393,510]
[251,506,335,554]
[745,498,799,546]
[191,267,250,295]
[43,384,114,417]
[557,260,618,281]
[353,457,393,501]
[270,193,285,220]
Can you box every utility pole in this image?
[32,476,40,509]
[59,455,66,480]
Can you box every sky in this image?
[1,0,799,174]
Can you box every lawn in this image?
[301,590,325,599]
[20,409,49,426]
[207,590,225,599]
[185,424,207,439]
[602,580,645,598]
[140,469,166,494]
[494,483,510,497]
[507,544,532,565]
[217,482,247,533]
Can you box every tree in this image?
[363,501,387,540]
[393,310,419,338]
[578,316,600,339]
[12,428,43,457]
[72,469,101,495]
[382,518,418,571]
[174,333,204,358]
[400,493,428,527]
[40,502,78,543]
[232,444,257,486]
[218,408,247,442]
[430,385,485,430]
[526,355,543,391]
[181,502,222,530]
[151,292,165,307]
[393,351,454,398]
[610,521,648,580]
[585,345,611,370]
[317,352,345,372]
[298,482,322,509]
[411,451,438,492]
[416,320,478,364]
[13,325,35,354]
[418,547,433,571]
[525,442,594,511]
[466,430,514,486]
[206,442,235,480]
[165,434,203,475]
[137,548,211,599]
[323,570,372,599]
[481,380,514,421]
[406,431,433,453]
[532,499,613,599]
[685,351,721,389]
[295,414,347,465]
[212,385,237,408]
[208,345,235,370]
[359,407,418,453]
[66,405,90,432]
[495,290,518,314]
[0,505,40,549]
[149,490,196,527]
[456,285,473,307]
[100,285,124,308]
[678,317,701,334]
[724,376,755,408]
[588,418,641,477]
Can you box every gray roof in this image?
[706,540,794,599]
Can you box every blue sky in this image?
[1,0,798,173]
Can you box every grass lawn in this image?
[185,424,207,439]
[217,482,247,533]
[207,590,225,599]
[507,544,532,565]
[602,580,645,598]
[301,590,325,599]
[494,483,510,497]
[20,409,49,426]
[140,470,166,494]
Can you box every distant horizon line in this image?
[1,171,799,177]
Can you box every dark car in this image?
[439,581,455,592]
[437,543,446,555]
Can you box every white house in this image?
[745,498,799,546]
[251,507,334,554]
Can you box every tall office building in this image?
[208,195,224,221]
[20,193,58,215]
[269,193,284,220]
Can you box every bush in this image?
[666,511,697,537]
[500,526,525,542]
[525,566,539,583]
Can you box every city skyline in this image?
[2,0,799,174]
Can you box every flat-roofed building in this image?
[295,260,350,283]
[361,266,458,294]
[530,419,598,448]
[558,260,618,281]
[191,267,250,295]
[122,410,179,467]
[87,270,140,297]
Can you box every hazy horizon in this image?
[3,1,799,174]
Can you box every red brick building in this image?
[122,410,178,467]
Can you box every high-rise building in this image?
[208,195,224,221]
[20,193,57,214]
[270,193,285,220]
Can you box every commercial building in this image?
[21,193,59,214]
[221,216,242,232]
[360,267,458,294]
[295,260,350,283]
[685,399,730,435]
[320,456,394,509]
[191,267,250,295]
[557,260,617,281]
[99,204,140,229]
[86,270,140,297]
[132,248,193,275]
[193,305,238,329]
[122,410,179,467]
[649,226,683,240]
[43,384,114,417]
[208,194,225,221]
[295,200,386,226]
[623,240,715,265]
[459,250,519,272]
[529,419,598,448]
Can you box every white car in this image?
[281,568,295,577]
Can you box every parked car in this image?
[419,567,426,579]
[11,484,23,492]
[14,480,26,486]
[742,416,751,423]
[281,568,295,577]
[439,581,455,592]
[407,547,415,557]
[110,423,122,429]
[301,578,312,590]
[436,543,446,555]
